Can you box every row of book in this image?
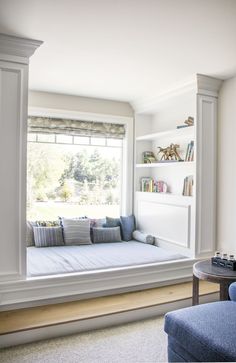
[185,141,194,161]
[140,178,167,193]
[183,175,194,196]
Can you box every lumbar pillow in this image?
[33,226,64,247]
[132,230,155,245]
[120,215,136,241]
[92,227,122,243]
[61,217,92,245]
[103,216,121,228]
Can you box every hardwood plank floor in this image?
[0,281,219,335]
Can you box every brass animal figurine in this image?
[157,143,183,161]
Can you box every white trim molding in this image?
[131,74,223,113]
[0,33,43,64]
[0,258,195,309]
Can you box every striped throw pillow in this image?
[33,227,64,247]
[92,227,122,243]
[61,218,92,245]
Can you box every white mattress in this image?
[27,241,185,277]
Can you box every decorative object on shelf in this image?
[185,140,194,161]
[140,177,167,193]
[185,116,194,126]
[177,116,194,129]
[182,175,193,196]
[157,143,183,161]
[142,151,157,163]
[211,252,236,271]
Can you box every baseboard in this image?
[0,292,219,348]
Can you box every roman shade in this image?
[28,116,126,139]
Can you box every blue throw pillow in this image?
[120,215,136,241]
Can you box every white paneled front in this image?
[135,192,193,257]
[137,200,190,247]
[0,62,27,281]
[0,34,42,282]
[196,94,217,257]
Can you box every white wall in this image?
[29,91,134,117]
[217,76,236,254]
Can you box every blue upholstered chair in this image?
[164,282,236,362]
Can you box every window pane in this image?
[91,137,106,146]
[56,134,73,144]
[107,138,122,147]
[27,143,122,220]
[28,133,37,142]
[37,133,55,143]
[74,136,90,145]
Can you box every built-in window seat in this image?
[27,241,185,277]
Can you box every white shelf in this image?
[136,191,193,201]
[136,161,195,168]
[136,126,194,141]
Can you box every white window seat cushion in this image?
[27,241,185,277]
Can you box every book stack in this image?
[141,178,153,192]
[182,175,194,196]
[140,178,167,193]
[185,141,194,161]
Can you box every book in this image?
[182,175,194,196]
[177,125,192,129]
[185,141,194,161]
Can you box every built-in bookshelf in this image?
[134,74,221,259]
[135,124,195,197]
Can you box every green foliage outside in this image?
[27,143,121,220]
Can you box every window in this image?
[27,117,125,220]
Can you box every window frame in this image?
[28,107,134,216]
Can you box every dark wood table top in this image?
[193,260,236,283]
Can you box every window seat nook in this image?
[27,242,185,277]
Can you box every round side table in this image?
[192,260,236,305]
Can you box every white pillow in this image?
[61,218,92,245]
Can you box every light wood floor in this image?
[0,281,219,335]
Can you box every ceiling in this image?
[0,0,236,110]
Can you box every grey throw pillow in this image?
[33,226,64,247]
[26,221,37,247]
[61,217,92,245]
[120,215,136,241]
[92,227,122,243]
[103,216,121,228]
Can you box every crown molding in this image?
[0,33,43,64]
[132,74,223,114]
[196,73,223,97]
[131,76,196,114]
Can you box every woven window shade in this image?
[28,116,126,139]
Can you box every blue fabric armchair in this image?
[164,282,236,362]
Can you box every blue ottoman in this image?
[164,283,236,362]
